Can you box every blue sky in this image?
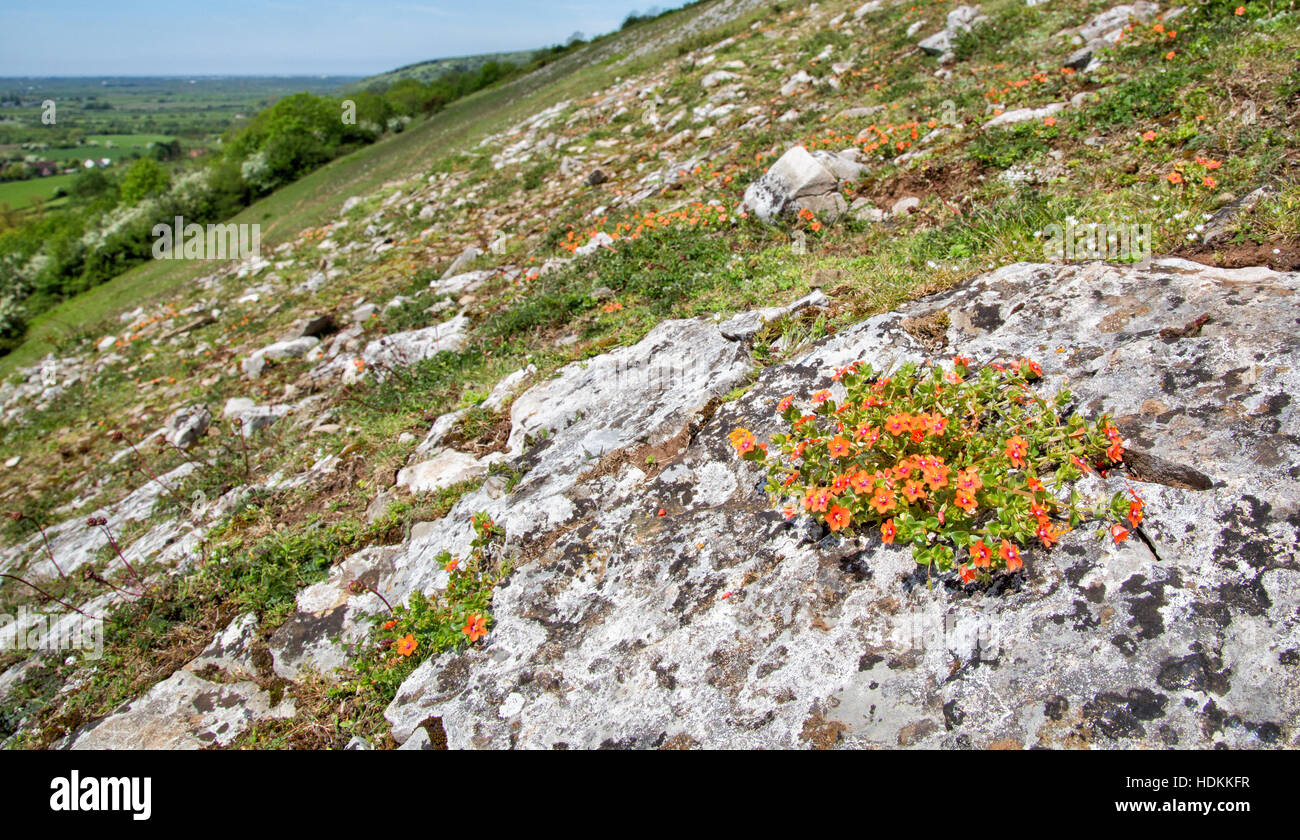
[0,1,680,76]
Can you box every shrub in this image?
[731,356,1147,584]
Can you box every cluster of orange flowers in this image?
[1167,155,1223,189]
[731,356,1142,584]
[561,203,733,254]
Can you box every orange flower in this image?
[805,486,832,513]
[1141,130,1157,141]
[970,540,993,568]
[848,470,872,493]
[1203,176,1218,188]
[445,557,459,572]
[902,480,927,503]
[923,462,950,491]
[395,634,419,657]
[383,619,398,630]
[729,427,756,456]
[1128,500,1144,528]
[1004,435,1028,468]
[825,505,851,532]
[1164,50,1176,60]
[999,540,1023,572]
[958,565,978,584]
[1235,5,1244,14]
[811,389,833,404]
[955,468,982,493]
[854,423,880,445]
[883,413,911,435]
[1167,171,1184,185]
[462,614,488,642]
[1043,116,1056,127]
[827,437,852,459]
[954,491,977,515]
[868,487,897,515]
[777,395,796,411]
[880,518,897,545]
[1110,523,1130,544]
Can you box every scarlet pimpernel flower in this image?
[462,614,488,642]
[730,355,1151,585]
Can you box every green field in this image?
[37,133,178,163]
[0,172,77,209]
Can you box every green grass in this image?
[0,173,78,210]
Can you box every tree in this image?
[118,157,171,205]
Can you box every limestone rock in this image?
[742,145,847,224]
[397,448,493,494]
[164,404,211,449]
[382,259,1300,750]
[719,290,831,341]
[65,669,293,749]
[242,336,320,378]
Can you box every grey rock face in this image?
[1078,2,1159,44]
[282,312,338,341]
[442,246,482,279]
[919,5,987,57]
[223,397,290,437]
[164,404,211,449]
[742,145,848,224]
[65,669,293,750]
[984,101,1068,130]
[241,336,320,378]
[719,289,831,341]
[382,259,1299,749]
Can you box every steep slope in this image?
[1,0,1298,749]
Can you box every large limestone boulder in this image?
[265,318,755,677]
[380,259,1299,749]
[742,146,847,224]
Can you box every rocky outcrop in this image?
[376,259,1299,749]
[164,404,211,449]
[742,145,847,224]
[1064,2,1161,72]
[65,669,293,750]
[918,6,987,60]
[242,336,320,378]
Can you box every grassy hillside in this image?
[356,51,543,89]
[0,0,757,377]
[1,0,1298,749]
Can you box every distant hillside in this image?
[356,50,542,90]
